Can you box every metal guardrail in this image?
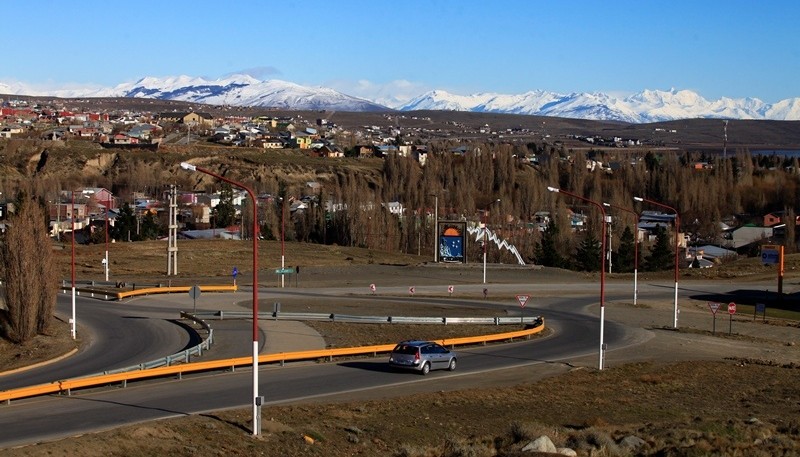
[59,284,238,301]
[200,310,542,326]
[0,320,545,403]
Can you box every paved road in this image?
[0,271,783,448]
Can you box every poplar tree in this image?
[0,191,58,343]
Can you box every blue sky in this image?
[2,0,798,103]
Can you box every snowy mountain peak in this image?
[398,87,798,122]
[0,75,797,122]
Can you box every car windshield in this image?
[392,344,420,355]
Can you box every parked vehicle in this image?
[388,340,457,375]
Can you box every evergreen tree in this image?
[535,219,566,268]
[213,183,236,229]
[644,226,673,271]
[575,232,602,271]
[112,202,140,242]
[139,211,162,240]
[615,226,636,273]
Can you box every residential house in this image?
[383,201,405,217]
[158,112,214,126]
[763,211,800,227]
[294,131,313,149]
[357,145,375,158]
[255,137,284,149]
[721,224,773,249]
[687,245,737,265]
[0,125,23,138]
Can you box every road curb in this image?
[0,347,78,378]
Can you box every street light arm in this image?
[546,185,606,370]
[633,195,680,328]
[179,160,262,435]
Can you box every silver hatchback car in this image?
[388,340,457,375]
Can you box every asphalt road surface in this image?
[0,275,761,448]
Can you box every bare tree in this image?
[0,190,58,342]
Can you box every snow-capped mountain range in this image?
[2,75,799,123]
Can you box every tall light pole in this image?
[430,193,438,263]
[279,197,285,288]
[68,188,95,338]
[70,191,76,339]
[548,186,606,370]
[483,199,501,284]
[180,162,262,436]
[634,196,680,328]
[104,193,111,282]
[603,202,639,306]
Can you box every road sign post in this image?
[515,294,530,324]
[189,284,202,314]
[232,266,238,288]
[708,302,721,335]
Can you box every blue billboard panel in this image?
[438,222,466,263]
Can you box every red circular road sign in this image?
[728,302,736,314]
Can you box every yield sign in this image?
[516,294,530,308]
[708,302,721,315]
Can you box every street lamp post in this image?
[104,194,111,282]
[483,199,500,284]
[548,186,606,370]
[634,196,680,328]
[70,191,76,339]
[280,197,285,288]
[603,202,639,306]
[180,162,262,436]
[430,194,438,263]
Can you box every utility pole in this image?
[167,185,178,275]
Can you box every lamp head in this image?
[603,202,611,207]
[547,186,559,193]
[180,162,197,172]
[633,196,644,202]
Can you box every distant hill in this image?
[3,75,799,122]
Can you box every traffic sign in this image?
[189,285,202,299]
[409,286,415,295]
[516,294,530,308]
[232,266,238,278]
[760,245,780,265]
[369,283,376,293]
[189,284,201,314]
[274,268,295,274]
[728,302,736,315]
[447,285,454,295]
[708,302,721,315]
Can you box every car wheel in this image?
[447,358,457,371]
[420,362,430,375]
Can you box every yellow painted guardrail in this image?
[62,285,238,301]
[117,285,238,300]
[0,321,544,403]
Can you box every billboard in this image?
[438,221,467,263]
